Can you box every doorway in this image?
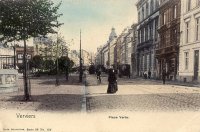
[194,50,199,81]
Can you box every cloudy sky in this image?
[55,0,138,53]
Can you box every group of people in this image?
[96,67,118,94]
[143,70,151,79]
[143,69,167,84]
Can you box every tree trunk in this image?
[23,38,30,101]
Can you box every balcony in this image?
[155,45,178,57]
[137,39,153,50]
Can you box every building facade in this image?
[131,24,138,77]
[15,47,34,68]
[179,0,200,82]
[0,47,14,69]
[136,0,160,78]
[156,0,181,80]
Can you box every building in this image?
[33,36,68,60]
[120,28,129,64]
[95,46,103,66]
[109,38,117,67]
[156,0,181,80]
[108,28,117,67]
[82,49,91,67]
[0,47,14,69]
[69,50,79,67]
[95,28,117,69]
[15,47,34,68]
[179,0,200,82]
[136,0,160,78]
[125,27,133,66]
[131,24,138,78]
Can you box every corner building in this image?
[179,0,200,82]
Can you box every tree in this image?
[43,59,55,71]
[30,55,43,70]
[0,0,62,101]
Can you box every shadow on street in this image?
[6,94,82,112]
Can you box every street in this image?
[1,74,200,113]
[86,74,200,113]
[1,74,200,132]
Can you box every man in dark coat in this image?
[162,69,166,84]
[107,68,118,94]
[148,69,151,79]
[96,68,101,83]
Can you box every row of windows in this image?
[186,0,200,12]
[138,0,159,22]
[161,3,180,26]
[185,17,200,43]
[184,50,199,70]
[138,19,158,44]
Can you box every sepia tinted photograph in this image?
[1,0,200,131]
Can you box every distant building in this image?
[69,50,79,67]
[131,24,138,78]
[15,47,34,68]
[0,47,14,69]
[95,28,117,69]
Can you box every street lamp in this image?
[79,30,83,82]
[55,30,59,86]
[55,21,65,86]
[11,41,16,69]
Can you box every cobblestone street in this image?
[1,74,200,132]
[86,74,200,113]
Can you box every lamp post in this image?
[11,41,16,69]
[79,30,83,82]
[55,30,59,86]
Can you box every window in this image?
[196,18,200,40]
[174,5,177,19]
[186,22,190,43]
[146,3,149,16]
[155,18,158,40]
[163,11,167,25]
[155,0,159,8]
[142,7,144,20]
[17,54,23,59]
[187,0,191,11]
[150,0,154,13]
[197,0,200,6]
[138,12,141,22]
[145,27,148,41]
[184,52,189,70]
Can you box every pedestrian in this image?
[148,69,151,79]
[96,68,101,83]
[162,69,166,84]
[144,71,147,79]
[107,67,118,94]
[65,66,69,81]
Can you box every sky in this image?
[54,0,138,53]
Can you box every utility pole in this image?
[55,21,59,86]
[13,41,16,69]
[79,30,83,82]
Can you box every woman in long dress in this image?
[107,68,118,94]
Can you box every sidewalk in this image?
[132,77,200,88]
[95,72,200,88]
[0,74,85,113]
